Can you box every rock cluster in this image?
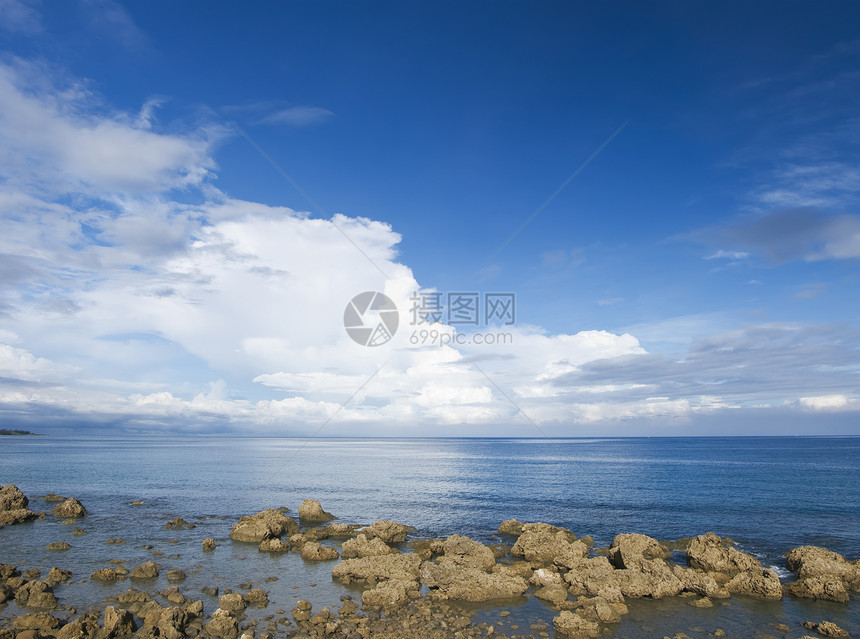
[0,484,37,527]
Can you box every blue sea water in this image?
[1,436,859,637]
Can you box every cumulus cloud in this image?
[0,57,857,434]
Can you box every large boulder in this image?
[671,565,730,598]
[498,519,525,536]
[129,562,160,580]
[785,576,850,603]
[511,523,588,567]
[297,499,335,522]
[229,509,298,542]
[726,568,783,600]
[419,561,528,602]
[608,533,670,569]
[361,578,420,609]
[0,508,37,526]
[686,533,760,574]
[0,484,29,510]
[438,535,496,571]
[15,580,58,609]
[300,541,339,561]
[51,497,88,518]
[360,520,414,544]
[553,611,600,638]
[103,606,137,637]
[332,553,422,585]
[12,613,60,631]
[341,534,398,559]
[204,610,239,639]
[786,546,860,589]
[566,557,683,599]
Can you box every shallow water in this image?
[1,436,858,636]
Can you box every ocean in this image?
[1,436,858,637]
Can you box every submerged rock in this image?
[258,537,290,552]
[553,610,600,638]
[300,541,339,561]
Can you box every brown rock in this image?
[787,546,860,590]
[229,509,298,542]
[786,576,850,603]
[243,588,269,608]
[341,534,397,559]
[46,542,70,551]
[361,579,419,609]
[802,621,850,638]
[511,524,587,567]
[553,610,600,638]
[0,508,37,526]
[103,606,136,637]
[726,568,783,600]
[50,498,87,518]
[202,538,216,551]
[129,562,160,580]
[439,534,496,571]
[332,553,422,584]
[360,520,414,544]
[686,533,760,574]
[0,485,29,510]
[498,519,525,536]
[300,541,339,561]
[297,499,335,522]
[420,561,528,602]
[608,533,670,569]
[218,593,246,613]
[258,538,290,552]
[91,568,119,582]
[12,614,60,631]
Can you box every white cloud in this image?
[798,394,849,411]
[0,57,857,434]
[0,0,42,33]
[260,106,334,127]
[703,249,749,260]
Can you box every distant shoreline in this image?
[0,429,43,436]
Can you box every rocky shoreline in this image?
[1,484,858,638]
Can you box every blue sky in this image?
[0,1,858,435]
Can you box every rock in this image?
[0,485,29,510]
[553,611,600,638]
[292,600,312,622]
[420,561,529,602]
[103,606,137,637]
[165,517,194,529]
[802,621,850,638]
[534,584,570,605]
[243,588,269,608]
[42,493,65,502]
[50,498,87,518]
[360,520,414,544]
[690,596,713,608]
[129,562,160,580]
[72,528,86,536]
[205,612,239,639]
[361,578,419,609]
[300,541,339,561]
[672,565,731,598]
[297,499,335,522]
[786,576,850,603]
[511,524,587,567]
[686,533,760,574]
[332,553,423,584]
[786,546,860,590]
[202,538,216,551]
[573,596,627,624]
[726,568,783,600]
[157,607,188,639]
[44,568,72,587]
[106,538,125,544]
[608,533,670,569]
[46,542,70,551]
[321,523,362,538]
[0,508,37,526]
[567,557,683,599]
[12,614,59,631]
[166,569,186,582]
[229,509,298,542]
[439,535,496,570]
[219,593,246,613]
[91,568,119,581]
[341,534,397,559]
[498,519,525,536]
[15,580,59,609]
[258,538,290,552]
[531,567,564,587]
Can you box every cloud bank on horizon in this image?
[0,2,858,436]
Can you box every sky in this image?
[0,1,858,436]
